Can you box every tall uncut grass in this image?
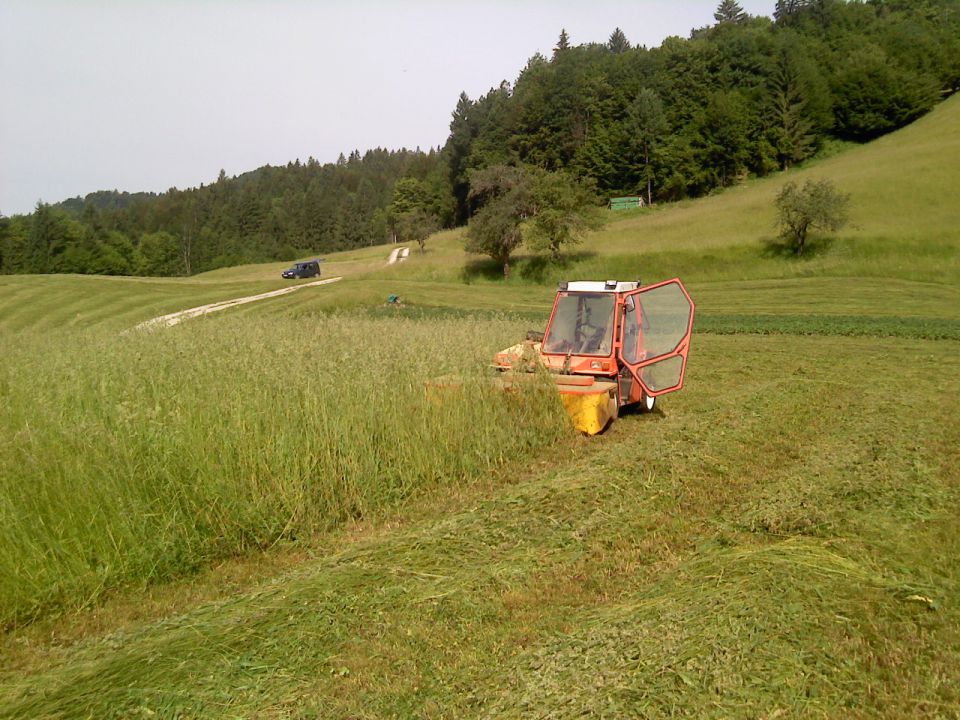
[0,314,569,627]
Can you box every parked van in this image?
[281,259,321,279]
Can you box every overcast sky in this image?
[0,1,774,216]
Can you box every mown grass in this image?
[0,242,390,333]
[2,333,956,718]
[0,314,570,628]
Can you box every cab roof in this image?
[559,281,641,293]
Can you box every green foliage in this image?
[464,165,533,278]
[525,170,603,259]
[831,43,941,140]
[625,88,668,204]
[465,165,603,271]
[607,27,631,54]
[714,0,748,24]
[775,178,851,254]
[767,38,831,169]
[137,231,184,276]
[449,3,955,211]
[395,208,440,253]
[5,149,451,278]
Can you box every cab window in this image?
[542,293,615,356]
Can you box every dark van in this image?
[282,260,321,279]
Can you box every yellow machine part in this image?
[558,381,618,436]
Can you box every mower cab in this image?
[495,279,695,434]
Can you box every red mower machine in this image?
[494,279,695,434]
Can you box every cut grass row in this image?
[3,333,956,717]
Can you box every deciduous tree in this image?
[626,88,668,205]
[395,208,439,254]
[464,165,534,278]
[525,170,602,260]
[775,178,850,254]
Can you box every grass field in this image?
[2,335,956,717]
[0,96,958,716]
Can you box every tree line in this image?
[1,0,956,277]
[0,149,450,276]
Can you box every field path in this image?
[134,276,343,330]
[387,246,409,264]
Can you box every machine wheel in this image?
[607,396,619,424]
[639,393,656,413]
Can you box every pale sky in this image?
[0,1,774,216]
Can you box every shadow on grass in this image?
[760,235,836,260]
[460,251,598,284]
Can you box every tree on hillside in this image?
[775,179,850,254]
[448,92,480,224]
[137,231,183,276]
[464,165,534,279]
[766,40,831,170]
[554,29,570,57]
[626,88,668,205]
[831,44,940,141]
[697,91,752,187]
[773,0,808,25]
[388,177,431,216]
[525,170,603,260]
[395,208,440,254]
[714,0,748,24]
[608,27,631,54]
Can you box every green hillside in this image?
[1,94,958,718]
[4,94,955,335]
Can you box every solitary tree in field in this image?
[525,170,603,260]
[465,165,603,276]
[395,208,439,254]
[775,179,850,254]
[465,165,534,279]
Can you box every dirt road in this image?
[135,276,343,330]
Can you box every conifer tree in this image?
[554,28,570,57]
[714,0,747,24]
[608,27,630,54]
